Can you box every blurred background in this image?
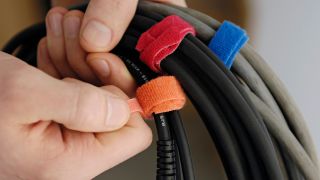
[0,0,319,179]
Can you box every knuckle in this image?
[66,84,86,128]
[67,84,106,130]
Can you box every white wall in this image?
[249,0,320,154]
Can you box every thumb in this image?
[52,78,131,132]
[0,55,130,132]
[80,0,138,52]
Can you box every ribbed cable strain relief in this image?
[156,140,176,180]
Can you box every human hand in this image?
[38,8,138,97]
[0,52,152,180]
[39,0,187,97]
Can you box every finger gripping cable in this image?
[3,2,319,180]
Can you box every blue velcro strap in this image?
[208,21,249,69]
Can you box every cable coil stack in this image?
[3,2,319,180]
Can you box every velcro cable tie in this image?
[128,98,146,117]
[128,76,186,119]
[136,15,196,73]
[208,21,249,69]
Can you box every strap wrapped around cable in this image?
[128,76,186,119]
[136,15,196,72]
[2,1,319,180]
[208,21,249,69]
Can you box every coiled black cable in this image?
[3,2,318,180]
[129,12,266,179]
[122,12,284,180]
[120,34,250,180]
[118,55,181,180]
[116,45,194,180]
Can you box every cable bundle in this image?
[3,2,319,180]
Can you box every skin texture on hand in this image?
[39,7,138,97]
[41,0,187,97]
[79,0,187,52]
[0,52,152,180]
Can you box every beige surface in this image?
[0,0,45,48]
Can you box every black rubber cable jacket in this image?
[117,56,177,180]
[118,32,248,180]
[192,66,265,180]
[120,26,264,180]
[180,17,302,179]
[169,53,263,180]
[162,55,247,180]
[178,37,283,180]
[130,12,266,180]
[2,23,46,54]
[126,13,283,180]
[120,33,258,180]
[167,111,195,180]
[117,44,195,180]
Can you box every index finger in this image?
[80,0,138,52]
[79,0,187,53]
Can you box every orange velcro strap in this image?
[128,76,186,119]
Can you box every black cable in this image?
[119,23,272,180]
[179,36,283,179]
[119,55,178,180]
[125,12,281,177]
[116,41,194,180]
[181,32,301,179]
[129,12,266,179]
[116,38,195,180]
[45,0,52,12]
[4,2,312,180]
[162,55,248,180]
[2,23,46,55]
[113,7,268,179]
[121,33,253,180]
[167,111,194,180]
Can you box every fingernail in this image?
[82,20,112,49]
[48,12,63,37]
[89,59,111,79]
[105,97,130,129]
[64,16,81,39]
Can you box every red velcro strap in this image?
[128,76,186,119]
[136,15,196,72]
